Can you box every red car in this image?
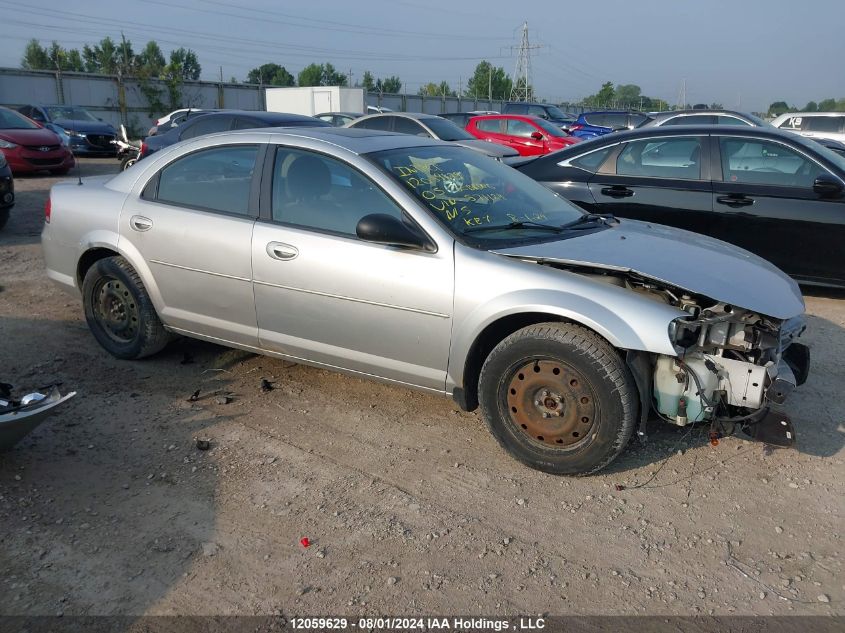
[0,106,75,175]
[466,114,581,156]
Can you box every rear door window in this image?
[616,137,702,179]
[155,145,258,215]
[803,116,845,133]
[393,117,428,136]
[352,116,393,132]
[180,116,233,140]
[475,118,503,133]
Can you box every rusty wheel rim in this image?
[505,359,597,448]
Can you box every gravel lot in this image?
[0,159,842,617]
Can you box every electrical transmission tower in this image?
[509,22,541,102]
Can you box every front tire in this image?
[82,256,170,359]
[478,322,637,475]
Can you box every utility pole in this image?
[509,22,541,102]
[348,68,353,86]
[488,65,492,102]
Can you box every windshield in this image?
[367,145,587,244]
[424,117,474,141]
[533,118,567,137]
[545,105,570,120]
[795,135,845,172]
[46,106,99,122]
[0,108,39,130]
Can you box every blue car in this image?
[17,104,117,156]
[569,111,650,140]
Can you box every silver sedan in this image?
[42,127,809,474]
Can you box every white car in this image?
[771,112,845,144]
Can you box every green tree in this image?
[21,39,51,70]
[802,101,818,112]
[767,101,792,117]
[817,98,836,111]
[298,62,347,87]
[82,37,119,74]
[297,63,323,86]
[361,70,375,91]
[614,83,641,105]
[465,60,511,100]
[585,81,615,107]
[167,47,201,80]
[247,63,294,86]
[65,49,84,72]
[137,41,165,77]
[379,75,402,93]
[44,41,84,71]
[834,99,845,112]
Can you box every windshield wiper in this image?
[559,213,618,230]
[464,220,567,234]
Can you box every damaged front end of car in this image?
[600,272,811,448]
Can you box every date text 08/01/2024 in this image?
[290,616,546,630]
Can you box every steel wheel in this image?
[506,359,597,448]
[92,277,140,344]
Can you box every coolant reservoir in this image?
[654,356,719,424]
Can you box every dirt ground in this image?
[0,159,842,618]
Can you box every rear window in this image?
[568,146,614,172]
[352,117,392,131]
[803,116,845,133]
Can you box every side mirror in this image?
[813,175,844,197]
[356,214,430,250]
[530,131,544,140]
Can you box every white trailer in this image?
[264,86,365,116]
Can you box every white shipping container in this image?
[264,87,365,116]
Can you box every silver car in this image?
[42,127,809,474]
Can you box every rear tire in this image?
[82,256,170,359]
[478,322,637,475]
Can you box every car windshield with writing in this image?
[0,109,39,130]
[367,145,592,246]
[47,106,99,122]
[423,117,475,142]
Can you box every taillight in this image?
[140,142,148,157]
[45,197,51,223]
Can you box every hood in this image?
[492,218,804,320]
[0,127,63,145]
[53,119,116,135]
[455,138,519,158]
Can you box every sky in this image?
[0,0,842,112]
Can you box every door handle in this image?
[600,186,634,198]
[129,215,153,231]
[716,195,754,208]
[266,241,299,261]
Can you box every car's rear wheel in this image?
[82,256,170,359]
[478,322,637,475]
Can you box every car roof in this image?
[774,111,844,118]
[353,112,443,123]
[232,126,446,153]
[649,109,752,119]
[470,114,544,121]
[315,111,362,117]
[190,110,321,123]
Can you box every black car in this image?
[501,102,577,129]
[517,126,845,287]
[17,104,117,156]
[139,111,331,159]
[0,151,13,230]
[637,109,772,128]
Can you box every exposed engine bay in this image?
[548,264,810,445]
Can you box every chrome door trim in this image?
[252,279,450,318]
[148,259,251,282]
